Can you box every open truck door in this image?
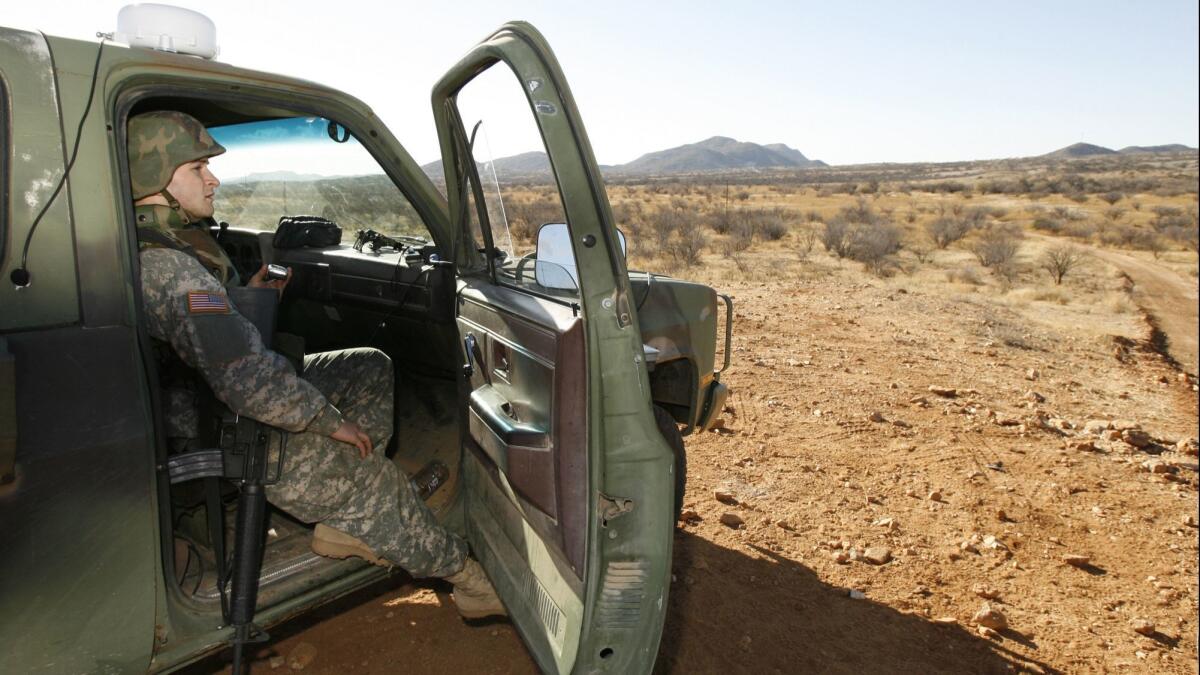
[433,22,674,674]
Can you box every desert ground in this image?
[202,153,1198,674]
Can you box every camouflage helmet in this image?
[127,111,225,200]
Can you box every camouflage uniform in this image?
[133,113,467,578]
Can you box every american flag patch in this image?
[186,291,231,314]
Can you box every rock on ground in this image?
[1130,618,1156,636]
[972,603,1008,630]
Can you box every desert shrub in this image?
[928,180,968,194]
[946,265,983,285]
[1097,223,1139,248]
[821,219,852,258]
[1039,245,1088,285]
[856,180,880,195]
[668,219,708,266]
[1137,231,1167,258]
[839,198,877,225]
[963,207,994,228]
[1100,191,1124,205]
[1154,187,1187,198]
[723,221,754,256]
[506,193,566,243]
[1152,210,1194,232]
[648,205,680,252]
[1095,226,1166,256]
[968,224,1023,270]
[925,216,970,249]
[794,225,819,261]
[846,222,903,275]
[1032,217,1062,233]
[1062,221,1097,240]
[757,216,789,241]
[707,208,734,234]
[1103,207,1126,223]
[803,210,823,223]
[908,237,934,263]
[1164,225,1199,252]
[1152,205,1183,218]
[1067,192,1090,204]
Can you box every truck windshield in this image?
[208,116,428,241]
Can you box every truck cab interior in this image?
[126,95,468,620]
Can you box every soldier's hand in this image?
[247,264,292,296]
[331,419,373,458]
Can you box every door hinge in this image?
[599,493,634,524]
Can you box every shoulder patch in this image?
[186,290,231,314]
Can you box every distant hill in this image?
[1042,143,1118,159]
[1118,144,1196,154]
[618,136,826,174]
[422,151,551,180]
[422,136,824,178]
[225,170,331,183]
[1041,142,1196,159]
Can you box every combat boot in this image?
[445,558,506,619]
[311,523,390,568]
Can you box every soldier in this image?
[129,111,504,619]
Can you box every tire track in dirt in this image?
[1087,246,1197,375]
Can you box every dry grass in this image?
[493,154,1195,339]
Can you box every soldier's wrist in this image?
[306,404,345,436]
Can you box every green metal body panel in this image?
[0,29,80,329]
[0,19,730,674]
[630,272,723,432]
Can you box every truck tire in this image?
[653,405,687,523]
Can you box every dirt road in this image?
[1089,247,1199,375]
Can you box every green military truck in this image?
[0,8,730,673]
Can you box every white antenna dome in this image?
[114,4,219,59]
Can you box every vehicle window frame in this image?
[447,59,583,308]
[0,75,9,266]
[114,83,448,256]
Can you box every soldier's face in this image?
[166,158,220,219]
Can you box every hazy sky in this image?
[6,1,1198,166]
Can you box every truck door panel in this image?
[434,22,673,675]
[457,284,587,574]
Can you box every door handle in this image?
[463,333,491,385]
[469,386,549,449]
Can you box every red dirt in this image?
[209,262,1197,675]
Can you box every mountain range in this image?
[421,136,825,179]
[1041,142,1196,159]
[617,136,826,173]
[415,137,1196,179]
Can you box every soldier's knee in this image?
[346,347,391,377]
[367,348,392,376]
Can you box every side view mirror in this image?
[535,223,626,290]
